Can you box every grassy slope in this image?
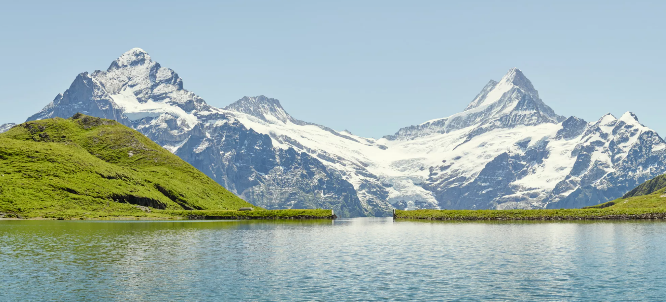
[585,188,666,210]
[0,114,255,219]
[622,174,666,198]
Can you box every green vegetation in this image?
[396,172,666,221]
[395,186,666,221]
[394,208,666,221]
[584,188,666,210]
[0,114,257,219]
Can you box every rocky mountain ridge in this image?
[26,48,666,215]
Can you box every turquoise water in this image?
[1,218,665,301]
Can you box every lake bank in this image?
[393,208,666,221]
[0,209,337,220]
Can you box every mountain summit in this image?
[28,48,209,147]
[225,95,297,124]
[465,68,536,111]
[386,68,564,140]
[108,48,152,70]
[500,67,536,93]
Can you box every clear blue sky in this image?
[2,0,665,138]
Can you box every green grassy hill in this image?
[0,114,255,219]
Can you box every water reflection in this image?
[2,219,666,300]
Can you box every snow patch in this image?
[110,89,198,127]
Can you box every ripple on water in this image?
[1,218,666,301]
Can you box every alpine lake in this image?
[2,218,665,301]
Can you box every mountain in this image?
[0,114,253,218]
[28,48,379,217]
[0,123,15,133]
[385,68,565,140]
[544,112,666,208]
[26,48,666,214]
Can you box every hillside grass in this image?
[0,115,256,219]
[621,174,666,198]
[584,188,666,210]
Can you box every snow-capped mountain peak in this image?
[500,67,535,91]
[387,68,564,140]
[586,112,646,138]
[619,111,641,126]
[225,95,296,124]
[98,48,185,97]
[108,48,152,70]
[594,112,641,128]
[598,112,616,122]
[465,67,539,111]
[28,48,206,133]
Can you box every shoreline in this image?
[393,209,666,221]
[0,209,337,221]
[166,209,337,220]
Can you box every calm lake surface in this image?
[2,218,666,301]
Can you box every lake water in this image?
[2,218,666,301]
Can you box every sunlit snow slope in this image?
[27,49,666,215]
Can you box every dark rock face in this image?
[547,127,666,209]
[37,115,373,217]
[109,193,168,210]
[27,73,130,126]
[174,120,373,217]
[425,138,551,209]
[556,116,587,139]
